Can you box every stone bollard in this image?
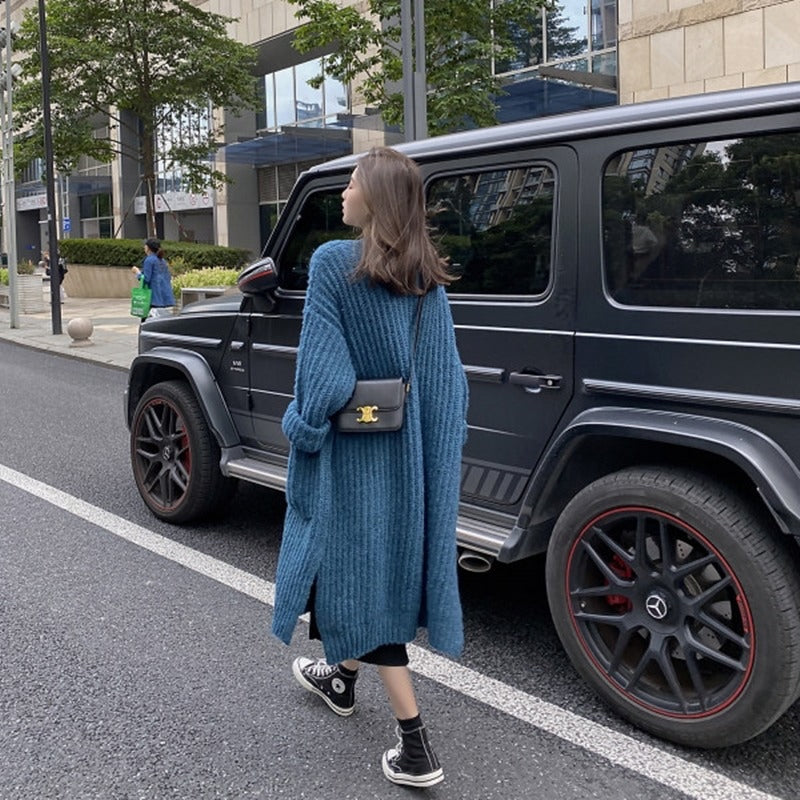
[67,316,94,347]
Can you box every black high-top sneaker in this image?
[381,719,444,788]
[292,657,357,717]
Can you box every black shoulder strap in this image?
[406,290,426,388]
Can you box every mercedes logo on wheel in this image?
[645,592,669,621]
[162,445,173,461]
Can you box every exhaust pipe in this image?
[457,550,493,573]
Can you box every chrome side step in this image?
[224,456,287,491]
[224,456,512,556]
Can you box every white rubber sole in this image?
[291,658,355,717]
[381,750,444,788]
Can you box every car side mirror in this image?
[237,257,279,296]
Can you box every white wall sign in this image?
[134,191,213,215]
[17,194,48,211]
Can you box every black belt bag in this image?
[335,293,425,434]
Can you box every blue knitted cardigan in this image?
[272,240,469,664]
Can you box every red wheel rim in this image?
[565,507,754,718]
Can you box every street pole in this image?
[38,0,61,334]
[400,0,427,142]
[400,0,414,142]
[1,2,18,328]
[413,0,427,140]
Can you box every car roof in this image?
[305,81,800,175]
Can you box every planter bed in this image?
[0,276,46,313]
[62,264,137,298]
[180,286,227,308]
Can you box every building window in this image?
[79,192,113,238]
[20,157,44,186]
[76,152,112,178]
[260,57,348,133]
[258,159,327,247]
[154,105,211,194]
[495,0,617,83]
[591,0,617,50]
[77,128,113,178]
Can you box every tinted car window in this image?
[280,163,556,295]
[603,133,800,309]
[279,190,356,290]
[427,164,555,295]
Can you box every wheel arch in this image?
[499,406,800,562]
[125,347,240,448]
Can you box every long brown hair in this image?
[350,147,454,295]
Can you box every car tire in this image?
[545,466,800,748]
[131,380,236,523]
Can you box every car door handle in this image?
[508,371,562,391]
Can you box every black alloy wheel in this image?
[546,467,800,748]
[130,380,235,523]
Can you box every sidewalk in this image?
[0,290,139,371]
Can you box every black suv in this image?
[126,82,800,749]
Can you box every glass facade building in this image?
[237,2,619,248]
[10,0,797,264]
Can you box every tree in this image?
[14,0,258,236]
[289,0,552,136]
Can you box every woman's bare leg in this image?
[377,665,420,720]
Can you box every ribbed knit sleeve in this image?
[281,242,357,452]
[280,241,357,521]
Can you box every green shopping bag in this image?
[130,276,152,319]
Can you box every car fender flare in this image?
[499,406,800,561]
[126,347,240,448]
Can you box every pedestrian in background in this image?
[131,238,176,318]
[272,147,469,788]
[39,251,69,303]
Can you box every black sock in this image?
[398,714,422,733]
[338,663,358,679]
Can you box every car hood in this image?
[179,291,244,315]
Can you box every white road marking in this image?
[0,463,784,800]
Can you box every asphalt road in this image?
[1,340,798,800]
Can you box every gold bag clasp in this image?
[356,405,380,424]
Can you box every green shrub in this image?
[59,238,251,270]
[168,255,191,276]
[0,258,47,286]
[1,262,43,282]
[172,268,240,296]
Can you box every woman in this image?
[39,252,69,302]
[272,147,468,788]
[131,238,176,317]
